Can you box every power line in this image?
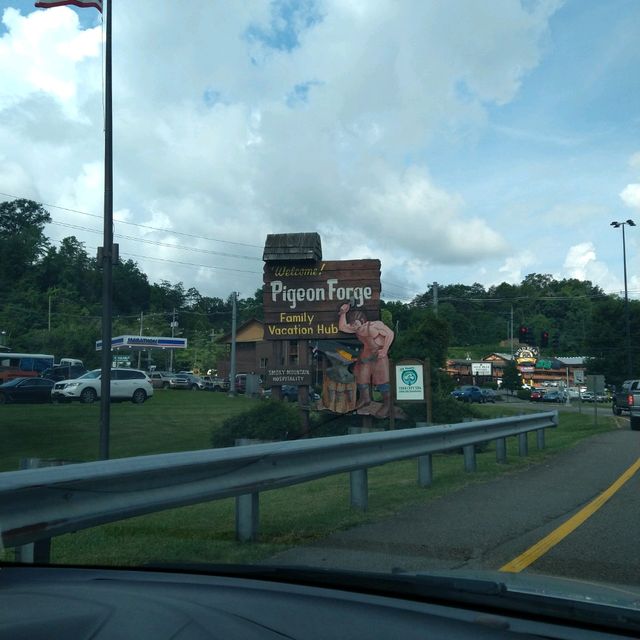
[122,251,261,276]
[0,191,264,250]
[49,219,261,261]
[44,230,263,278]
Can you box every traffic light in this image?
[526,327,535,346]
[519,325,527,343]
[541,330,549,348]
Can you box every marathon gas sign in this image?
[263,259,381,340]
[96,335,188,350]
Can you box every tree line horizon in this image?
[1,199,637,385]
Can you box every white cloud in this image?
[541,203,605,226]
[497,250,536,284]
[620,152,640,212]
[620,183,640,211]
[352,166,508,263]
[563,242,622,291]
[0,1,563,297]
[0,7,101,115]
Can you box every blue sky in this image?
[0,0,639,301]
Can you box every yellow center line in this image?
[500,457,640,573]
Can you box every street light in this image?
[610,219,635,376]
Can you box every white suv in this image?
[51,368,154,404]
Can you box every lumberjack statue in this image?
[338,302,395,418]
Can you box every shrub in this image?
[398,395,476,426]
[212,393,481,448]
[517,389,531,401]
[211,400,303,448]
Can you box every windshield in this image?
[1,0,639,621]
[0,378,26,388]
[79,371,101,380]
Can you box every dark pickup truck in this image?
[611,379,640,416]
[628,389,640,430]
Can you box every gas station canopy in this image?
[96,335,188,351]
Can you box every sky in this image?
[1,0,639,303]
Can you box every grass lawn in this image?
[0,390,256,471]
[1,394,619,567]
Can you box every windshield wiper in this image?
[142,562,640,635]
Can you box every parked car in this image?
[580,391,595,402]
[529,388,545,402]
[202,375,230,392]
[169,374,206,390]
[169,375,190,390]
[542,390,567,403]
[41,364,87,382]
[235,373,263,395]
[51,368,153,404]
[0,377,54,404]
[148,371,173,389]
[480,388,497,403]
[450,385,484,403]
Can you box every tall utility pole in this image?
[611,219,635,377]
[510,305,514,357]
[229,292,237,396]
[99,0,113,461]
[169,308,177,372]
[432,281,438,315]
[137,311,144,369]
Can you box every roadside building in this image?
[445,350,586,388]
[216,319,308,378]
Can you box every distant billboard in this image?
[471,362,492,376]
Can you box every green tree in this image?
[0,199,51,285]
[584,296,639,386]
[37,236,98,303]
[390,309,450,392]
[112,259,151,313]
[501,360,521,394]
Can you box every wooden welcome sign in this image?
[262,259,381,340]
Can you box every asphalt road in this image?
[266,425,640,588]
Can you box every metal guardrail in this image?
[0,411,557,557]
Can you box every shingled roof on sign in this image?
[262,233,322,262]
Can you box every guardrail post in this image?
[536,429,545,450]
[14,539,51,564]
[234,439,260,541]
[417,455,432,487]
[16,458,53,563]
[463,445,476,472]
[496,437,507,464]
[235,492,260,542]
[518,433,529,456]
[350,469,368,510]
